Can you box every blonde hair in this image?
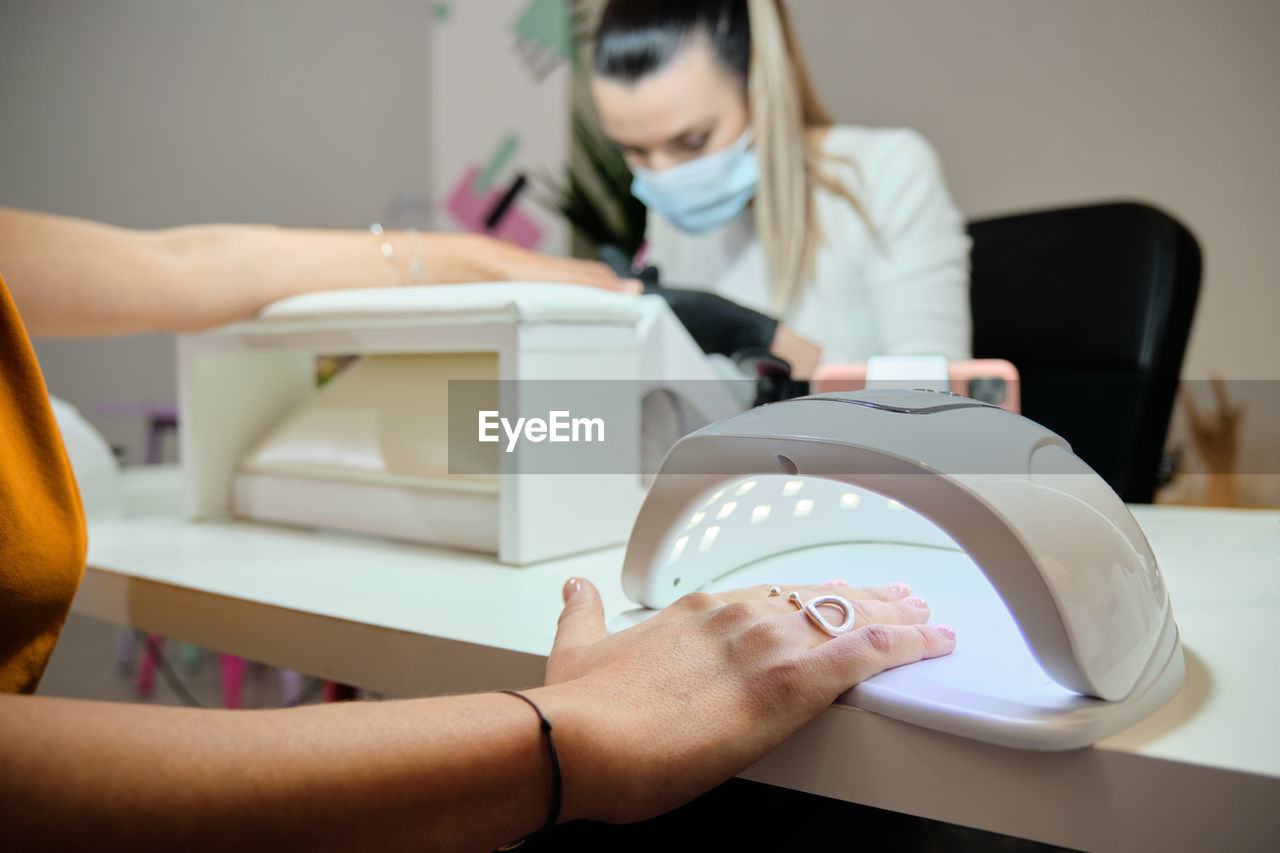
[747,0,867,314]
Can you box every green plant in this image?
[535,108,647,260]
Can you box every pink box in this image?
[812,358,1022,413]
[444,165,543,250]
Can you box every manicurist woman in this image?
[591,0,972,375]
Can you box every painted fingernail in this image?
[563,577,584,603]
[825,577,850,586]
[905,596,929,609]
[886,582,911,598]
[936,624,957,641]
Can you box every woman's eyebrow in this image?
[667,122,715,145]
[607,136,645,154]
[607,121,715,156]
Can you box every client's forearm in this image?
[0,207,504,336]
[0,690,562,853]
[2,207,632,337]
[150,223,505,331]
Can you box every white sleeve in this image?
[860,130,972,359]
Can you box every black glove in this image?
[597,244,659,291]
[733,347,810,406]
[595,246,778,357]
[655,288,779,358]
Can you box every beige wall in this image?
[788,0,1279,382]
[1,0,435,462]
[788,0,1279,503]
[2,0,570,464]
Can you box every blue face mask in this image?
[630,128,758,234]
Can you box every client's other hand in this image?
[481,236,643,293]
[530,579,955,824]
[595,244,779,358]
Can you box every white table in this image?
[76,467,1280,852]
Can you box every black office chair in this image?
[968,201,1201,503]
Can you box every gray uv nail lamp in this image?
[617,389,1185,750]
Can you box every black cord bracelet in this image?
[500,690,562,836]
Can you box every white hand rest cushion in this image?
[257,282,641,328]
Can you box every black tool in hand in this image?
[596,245,778,359]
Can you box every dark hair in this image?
[593,0,750,85]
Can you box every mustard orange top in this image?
[0,273,87,693]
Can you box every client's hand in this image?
[530,579,955,824]
[476,235,642,293]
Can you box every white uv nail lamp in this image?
[616,389,1186,750]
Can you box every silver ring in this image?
[767,586,782,597]
[788,592,856,637]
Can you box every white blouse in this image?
[645,126,972,365]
